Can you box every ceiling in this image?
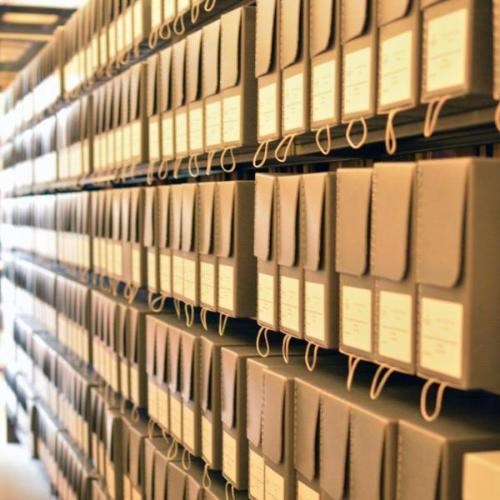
[0,1,86,89]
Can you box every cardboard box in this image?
[145,56,162,165]
[173,40,188,165]
[158,47,175,164]
[463,450,500,500]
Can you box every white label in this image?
[258,82,278,138]
[160,254,171,294]
[297,481,320,500]
[173,255,184,295]
[147,250,157,289]
[162,115,174,157]
[420,298,463,378]
[182,405,195,450]
[218,264,234,311]
[305,281,325,342]
[175,111,188,155]
[265,465,285,500]
[426,9,468,92]
[342,286,372,352]
[379,30,412,107]
[132,247,141,284]
[344,47,372,115]
[312,59,336,123]
[170,395,182,439]
[205,100,222,148]
[223,95,242,143]
[249,450,265,500]
[183,258,197,301]
[283,73,304,132]
[189,107,204,151]
[378,291,412,363]
[258,273,275,326]
[201,261,216,307]
[223,431,237,484]
[202,416,213,465]
[149,120,160,160]
[280,275,300,333]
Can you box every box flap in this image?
[221,348,238,428]
[105,81,114,132]
[170,185,183,251]
[156,322,168,383]
[254,174,275,261]
[216,181,235,258]
[168,326,181,392]
[336,168,372,276]
[202,19,221,98]
[173,39,187,108]
[129,426,142,486]
[154,449,168,500]
[294,382,320,480]
[255,0,277,77]
[121,189,132,243]
[220,7,242,90]
[118,306,129,358]
[278,175,301,267]
[303,173,327,271]
[167,462,186,500]
[379,0,412,26]
[342,0,369,42]
[159,47,172,112]
[143,187,156,247]
[199,182,216,256]
[186,473,203,499]
[130,188,143,244]
[371,163,415,281]
[246,360,265,447]
[181,183,197,252]
[417,160,467,288]
[201,338,213,412]
[130,64,142,122]
[144,438,157,500]
[311,0,335,57]
[281,0,303,68]
[186,30,203,104]
[121,72,131,126]
[146,55,158,118]
[130,308,140,364]
[158,186,170,248]
[146,316,157,377]
[262,371,286,464]
[181,332,196,402]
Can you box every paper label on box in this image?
[173,255,184,295]
[125,9,134,45]
[200,261,216,307]
[222,431,237,484]
[280,275,300,333]
[378,291,412,363]
[341,285,372,352]
[205,100,222,148]
[420,298,463,378]
[116,17,124,51]
[147,250,157,289]
[170,395,182,439]
[249,449,265,500]
[151,0,162,27]
[183,258,197,301]
[189,107,204,151]
[162,115,174,157]
[115,129,124,163]
[175,111,188,155]
[134,1,143,37]
[223,95,242,143]
[283,72,304,132]
[165,0,175,19]
[99,32,107,60]
[258,82,278,138]
[160,254,171,294]
[149,120,160,160]
[202,416,213,465]
[265,465,285,500]
[183,405,195,450]
[344,47,372,115]
[132,247,141,284]
[426,8,467,92]
[305,281,325,342]
[257,273,274,325]
[218,264,234,311]
[124,125,133,160]
[379,30,412,107]
[158,389,169,429]
[312,59,336,123]
[114,243,123,276]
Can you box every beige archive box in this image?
[158,47,175,169]
[371,163,418,380]
[416,158,500,394]
[173,40,189,172]
[143,435,174,500]
[377,0,421,154]
[105,405,124,500]
[341,0,378,149]
[336,168,375,363]
[145,55,161,167]
[167,322,183,443]
[170,184,184,303]
[463,450,500,500]
[420,0,493,137]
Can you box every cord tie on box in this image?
[384,109,400,155]
[173,157,184,178]
[157,159,170,180]
[188,154,200,177]
[220,147,236,173]
[149,292,166,313]
[305,342,319,372]
[159,20,172,40]
[420,379,447,422]
[315,124,332,155]
[282,334,293,364]
[253,140,269,168]
[370,364,395,400]
[173,298,181,319]
[203,463,212,489]
[173,13,186,35]
[256,326,270,358]
[346,355,361,391]
[124,283,138,304]
[346,117,368,149]
[423,95,450,138]
[274,133,297,163]
[225,481,236,500]
[131,404,140,422]
[167,439,178,460]
[148,28,159,49]
[200,307,209,330]
[206,150,217,175]
[204,0,216,12]
[191,1,200,23]
[185,303,195,327]
[146,163,155,185]
[147,418,156,439]
[218,313,229,336]
[182,448,192,470]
